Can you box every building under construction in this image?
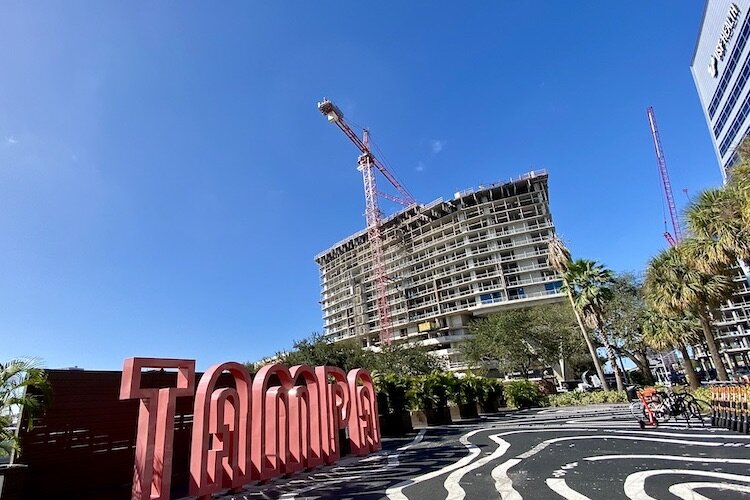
[315,170,565,370]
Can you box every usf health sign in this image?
[119,357,381,499]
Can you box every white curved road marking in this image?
[585,454,750,465]
[443,435,510,500]
[610,429,750,440]
[442,431,482,500]
[492,457,522,500]
[545,478,593,500]
[442,428,594,500]
[388,429,427,467]
[385,428,486,500]
[279,474,361,499]
[490,434,729,500]
[668,481,750,499]
[624,469,750,500]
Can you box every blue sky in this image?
[1,2,720,370]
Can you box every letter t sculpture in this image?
[120,358,196,500]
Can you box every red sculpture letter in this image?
[119,358,195,500]
[287,365,324,473]
[315,366,350,464]
[189,362,253,497]
[347,369,381,455]
[251,363,294,481]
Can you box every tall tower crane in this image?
[318,99,416,345]
[647,106,683,247]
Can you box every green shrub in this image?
[407,372,457,411]
[688,386,712,411]
[689,386,711,403]
[449,374,485,405]
[481,378,505,409]
[374,373,411,414]
[547,390,628,407]
[504,380,547,409]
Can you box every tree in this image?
[267,332,442,377]
[547,235,609,390]
[1,358,50,458]
[564,259,626,391]
[462,304,586,379]
[642,308,702,389]
[644,244,733,381]
[528,303,591,373]
[684,187,750,272]
[276,333,376,372]
[602,273,654,385]
[723,138,750,236]
[370,343,444,376]
[463,308,538,377]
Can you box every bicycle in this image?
[628,386,705,428]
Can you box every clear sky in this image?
[1,2,720,370]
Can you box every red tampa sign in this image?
[119,357,381,500]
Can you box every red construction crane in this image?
[318,99,416,345]
[647,106,683,246]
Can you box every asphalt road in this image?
[219,405,750,499]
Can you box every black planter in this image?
[479,399,499,414]
[458,402,479,419]
[424,406,452,425]
[379,412,413,436]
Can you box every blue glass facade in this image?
[692,1,750,177]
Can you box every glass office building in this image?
[691,1,750,372]
[692,1,750,178]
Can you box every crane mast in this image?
[647,106,683,246]
[318,99,415,345]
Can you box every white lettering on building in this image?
[709,3,741,78]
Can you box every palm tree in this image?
[684,187,750,272]
[1,358,50,458]
[644,244,733,381]
[564,259,626,391]
[547,235,609,390]
[726,138,750,219]
[642,308,702,389]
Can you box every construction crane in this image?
[317,99,416,345]
[646,106,683,247]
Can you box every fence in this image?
[4,368,233,499]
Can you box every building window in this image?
[708,10,750,118]
[718,78,750,157]
[480,292,503,304]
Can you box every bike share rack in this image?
[710,382,750,433]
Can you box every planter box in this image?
[410,409,428,429]
[449,403,479,421]
[426,407,452,426]
[410,407,452,427]
[379,412,413,436]
[479,399,499,414]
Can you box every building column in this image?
[724,352,737,371]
